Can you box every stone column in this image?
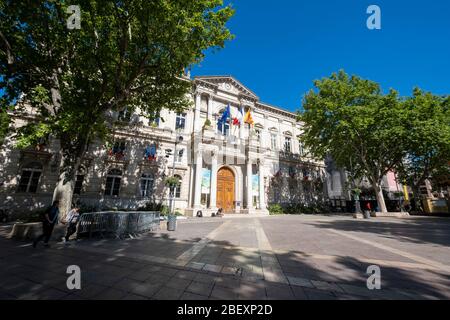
[258,160,266,210]
[207,94,213,121]
[194,93,202,132]
[246,158,253,210]
[193,150,203,208]
[210,151,218,210]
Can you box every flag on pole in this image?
[243,109,254,126]
[218,104,231,125]
[233,107,244,126]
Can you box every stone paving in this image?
[0,214,450,300]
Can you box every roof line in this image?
[193,75,299,118]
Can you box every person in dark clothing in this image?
[33,200,60,248]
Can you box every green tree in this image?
[299,71,409,213]
[0,0,234,217]
[397,90,450,211]
[0,109,8,145]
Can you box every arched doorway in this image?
[217,167,235,213]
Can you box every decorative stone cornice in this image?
[194,76,258,100]
[194,79,218,93]
[256,102,298,120]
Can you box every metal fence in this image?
[77,211,160,239]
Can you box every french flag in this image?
[233,107,244,126]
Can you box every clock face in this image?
[225,83,232,90]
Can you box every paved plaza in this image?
[1,214,450,300]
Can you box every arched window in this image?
[104,169,122,196]
[17,162,43,193]
[140,173,154,197]
[174,175,182,199]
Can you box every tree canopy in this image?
[299,71,411,212]
[0,108,8,145]
[396,89,450,209]
[0,0,234,215]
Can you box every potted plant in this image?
[203,119,212,130]
[150,122,158,129]
[351,187,364,218]
[352,188,362,200]
[164,176,180,231]
[165,176,180,189]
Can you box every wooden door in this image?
[217,167,235,213]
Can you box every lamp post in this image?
[349,158,362,214]
[168,131,184,215]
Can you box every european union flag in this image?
[218,104,231,125]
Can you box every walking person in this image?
[33,200,59,248]
[63,206,80,243]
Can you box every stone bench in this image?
[353,212,410,219]
[371,211,410,218]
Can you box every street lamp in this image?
[168,131,184,215]
[349,157,362,214]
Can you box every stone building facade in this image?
[0,75,347,217]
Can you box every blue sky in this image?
[191,0,450,112]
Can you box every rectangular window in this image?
[284,137,292,153]
[73,175,85,195]
[255,129,261,141]
[271,134,277,150]
[140,178,154,197]
[105,177,121,196]
[118,107,132,122]
[175,113,186,130]
[111,141,127,160]
[17,170,41,193]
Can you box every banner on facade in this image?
[252,174,259,196]
[201,169,211,194]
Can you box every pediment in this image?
[195,76,259,100]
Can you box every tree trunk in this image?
[52,169,76,221]
[372,182,388,213]
[411,185,423,213]
[52,134,89,220]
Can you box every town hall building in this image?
[0,75,348,217]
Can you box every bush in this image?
[161,205,170,216]
[268,204,284,215]
[137,202,164,212]
[203,119,212,128]
[285,203,306,215]
[17,208,46,223]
